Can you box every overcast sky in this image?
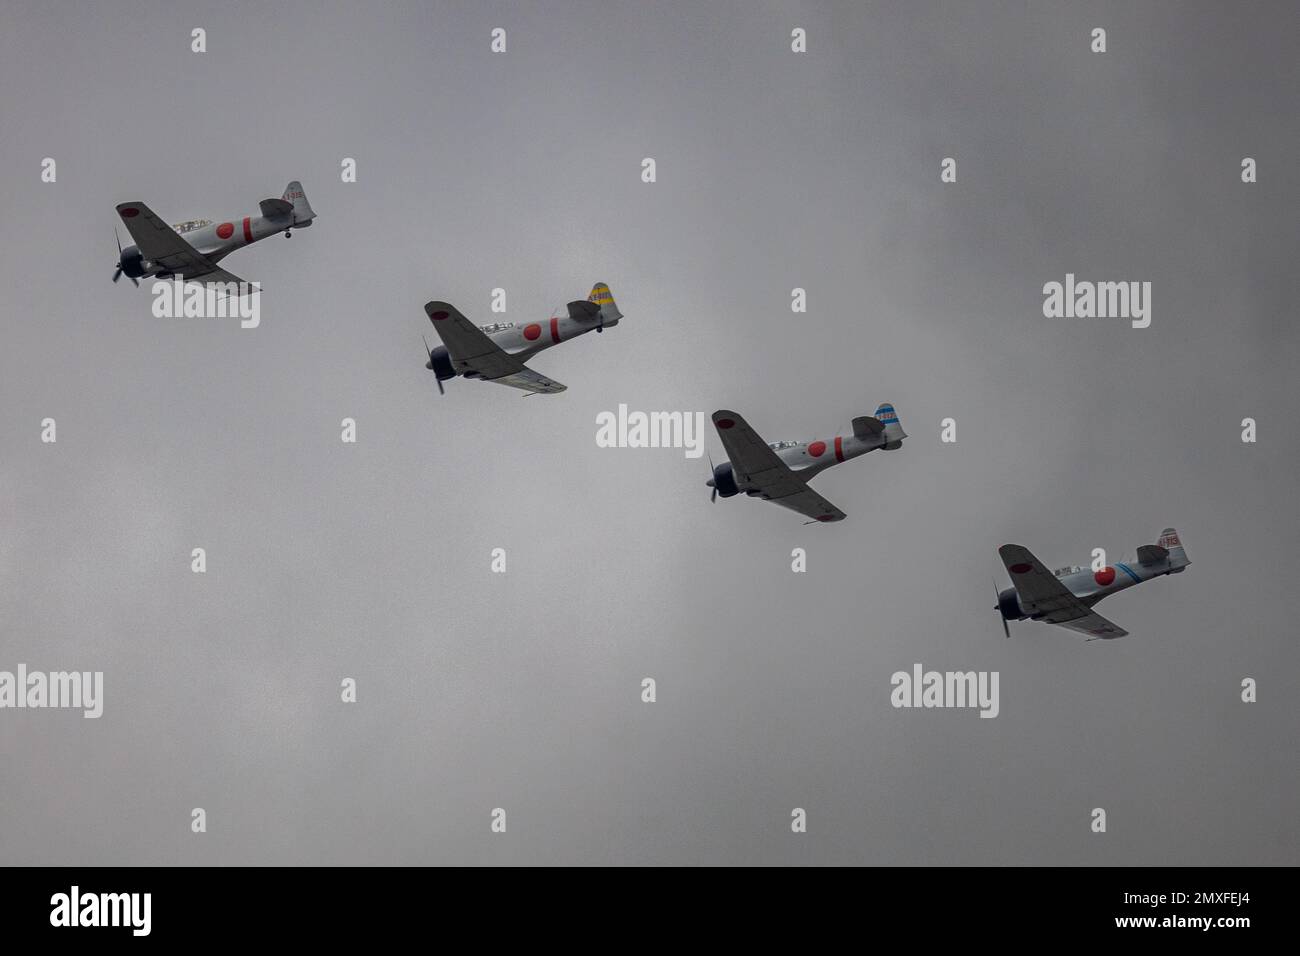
[0,0,1296,865]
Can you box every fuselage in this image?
[734,431,887,492]
[118,210,296,280]
[428,310,617,379]
[486,310,617,360]
[998,553,1190,621]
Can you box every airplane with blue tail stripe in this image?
[995,529,1190,639]
[705,404,906,523]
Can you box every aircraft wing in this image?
[116,202,224,282]
[186,265,253,294]
[1053,609,1129,639]
[998,544,1129,638]
[492,368,567,395]
[712,410,846,522]
[766,484,847,523]
[425,301,526,380]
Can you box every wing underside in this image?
[116,202,241,284]
[425,301,565,394]
[188,265,252,294]
[492,368,567,395]
[999,544,1128,638]
[1053,609,1128,639]
[712,410,845,522]
[766,485,847,523]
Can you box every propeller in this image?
[111,227,139,286]
[994,577,1010,638]
[706,453,717,502]
[423,335,443,395]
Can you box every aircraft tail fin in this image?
[875,403,906,449]
[588,282,623,326]
[282,181,316,226]
[1157,527,1189,570]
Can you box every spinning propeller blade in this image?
[994,577,1010,638]
[422,335,444,394]
[112,227,138,285]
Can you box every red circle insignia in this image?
[523,323,542,341]
[216,222,235,240]
[1094,567,1116,586]
[716,418,735,429]
[1009,562,1033,574]
[808,440,827,457]
[120,208,139,218]
[430,310,449,320]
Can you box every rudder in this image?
[1158,527,1189,569]
[588,282,623,325]
[875,403,906,449]
[282,180,316,226]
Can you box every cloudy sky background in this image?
[0,0,1296,864]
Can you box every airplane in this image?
[113,181,316,290]
[421,283,623,396]
[705,405,906,523]
[995,529,1190,639]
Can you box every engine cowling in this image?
[426,345,455,380]
[119,245,145,279]
[997,588,1025,622]
[711,462,740,498]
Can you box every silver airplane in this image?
[113,181,316,289]
[706,405,906,523]
[422,283,623,396]
[995,529,1190,639]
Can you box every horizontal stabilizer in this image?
[1136,544,1169,565]
[852,416,884,439]
[259,198,294,217]
[567,300,600,321]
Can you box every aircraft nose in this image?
[705,478,715,488]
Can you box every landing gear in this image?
[284,229,292,238]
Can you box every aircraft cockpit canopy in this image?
[171,218,212,235]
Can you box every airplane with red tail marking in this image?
[113,181,316,290]
[421,283,623,396]
[705,405,906,523]
[995,529,1190,639]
